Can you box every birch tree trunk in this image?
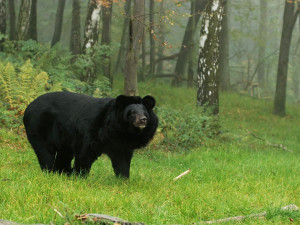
[197,0,225,115]
[124,0,145,96]
[101,1,113,86]
[8,0,16,41]
[70,0,81,55]
[51,0,66,47]
[274,0,299,116]
[16,0,32,40]
[82,0,101,83]
[82,0,101,51]
[0,0,6,51]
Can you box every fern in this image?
[1,62,16,105]
[0,60,62,122]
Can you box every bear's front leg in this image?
[73,155,96,177]
[109,151,133,178]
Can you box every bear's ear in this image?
[116,95,130,108]
[142,95,156,110]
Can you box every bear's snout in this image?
[134,114,148,129]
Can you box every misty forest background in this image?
[1,0,300,113]
[0,0,300,224]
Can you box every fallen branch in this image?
[247,130,292,152]
[198,204,299,224]
[173,169,191,181]
[1,204,298,225]
[76,213,144,225]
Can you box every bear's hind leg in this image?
[27,137,56,172]
[53,152,73,175]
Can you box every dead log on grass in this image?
[198,204,299,224]
[1,204,298,225]
[247,130,292,152]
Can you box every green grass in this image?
[0,83,300,224]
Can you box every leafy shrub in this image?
[153,106,219,151]
[72,42,120,80]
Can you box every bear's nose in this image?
[140,116,147,123]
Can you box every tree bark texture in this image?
[187,0,196,87]
[218,0,230,91]
[70,0,81,55]
[124,0,145,96]
[83,0,101,51]
[101,1,113,86]
[114,0,131,73]
[82,0,101,83]
[149,0,155,76]
[257,0,267,87]
[156,0,165,75]
[16,0,32,40]
[0,0,6,51]
[140,0,146,81]
[197,0,225,115]
[274,0,299,116]
[8,0,16,40]
[27,0,37,41]
[172,0,208,86]
[51,0,66,47]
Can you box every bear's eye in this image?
[128,110,136,117]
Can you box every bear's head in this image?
[116,95,156,132]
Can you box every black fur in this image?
[23,92,158,178]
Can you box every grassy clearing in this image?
[0,83,300,224]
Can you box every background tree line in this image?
[0,0,299,117]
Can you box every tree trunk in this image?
[27,0,37,41]
[51,0,66,47]
[114,0,131,73]
[0,0,6,51]
[8,0,16,41]
[197,0,225,115]
[82,0,101,83]
[140,0,146,81]
[274,0,299,116]
[70,0,81,55]
[172,0,208,86]
[257,0,267,87]
[218,0,230,91]
[16,0,32,40]
[187,0,196,87]
[101,1,113,86]
[149,0,155,76]
[124,0,145,96]
[156,0,165,75]
[82,0,101,52]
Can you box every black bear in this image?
[23,92,158,178]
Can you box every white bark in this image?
[197,0,224,114]
[83,0,101,51]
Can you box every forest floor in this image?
[0,83,300,224]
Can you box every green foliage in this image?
[0,60,61,128]
[155,106,210,151]
[73,42,120,79]
[1,40,79,91]
[92,77,115,98]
